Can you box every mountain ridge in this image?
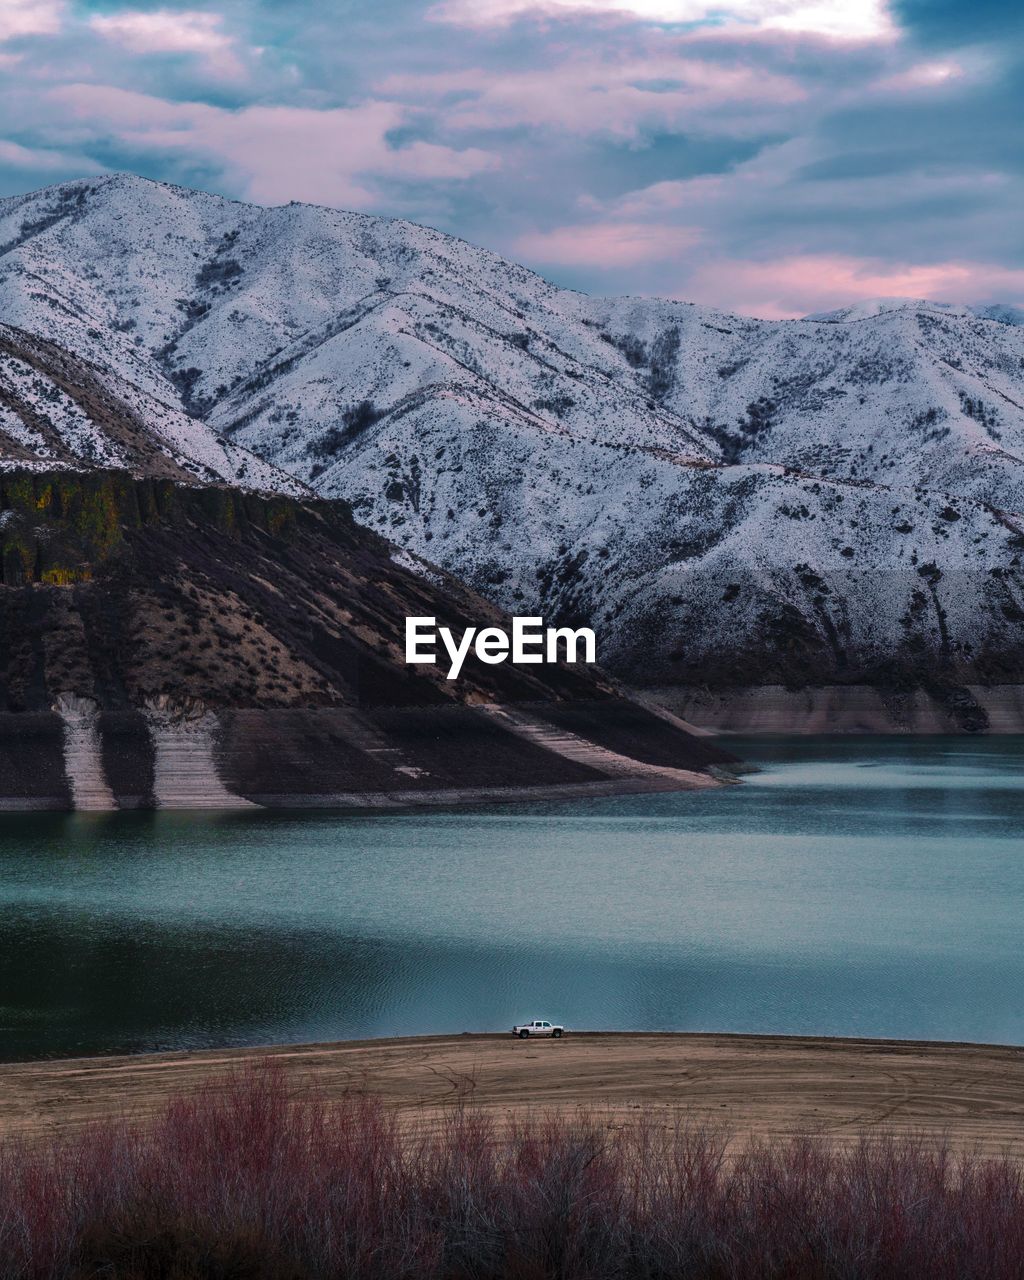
[3,174,1023,699]
[804,299,1024,325]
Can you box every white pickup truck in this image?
[511,1019,564,1039]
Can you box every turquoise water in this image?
[1,736,1022,1060]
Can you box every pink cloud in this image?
[681,254,1024,318]
[514,221,700,267]
[89,9,245,78]
[0,0,64,42]
[50,85,499,208]
[0,138,102,173]
[380,56,805,140]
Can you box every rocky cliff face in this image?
[2,174,1023,694]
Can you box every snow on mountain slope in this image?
[610,297,1024,512]
[1,173,1023,691]
[0,322,304,492]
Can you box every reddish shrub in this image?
[0,1065,1022,1279]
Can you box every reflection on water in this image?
[1,736,1022,1059]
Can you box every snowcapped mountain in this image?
[2,173,1023,695]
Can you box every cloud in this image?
[380,55,806,141]
[891,0,1024,48]
[482,110,1024,314]
[514,220,700,266]
[682,253,1024,318]
[49,84,499,208]
[592,124,1024,263]
[0,0,1021,316]
[429,0,894,40]
[0,0,64,43]
[89,9,246,77]
[0,138,99,172]
[869,58,964,92]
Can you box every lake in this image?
[1,736,1023,1061]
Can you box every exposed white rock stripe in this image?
[480,705,718,789]
[53,693,116,811]
[146,707,258,809]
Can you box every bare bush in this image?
[1,1066,1022,1278]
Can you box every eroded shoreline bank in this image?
[0,701,734,811]
[650,684,1024,734]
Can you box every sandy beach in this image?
[4,1032,1024,1155]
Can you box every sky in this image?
[0,0,1022,317]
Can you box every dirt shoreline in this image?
[0,700,735,812]
[4,1032,1024,1155]
[0,771,727,814]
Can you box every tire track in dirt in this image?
[3,1033,1024,1156]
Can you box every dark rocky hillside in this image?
[0,469,607,712]
[0,469,733,809]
